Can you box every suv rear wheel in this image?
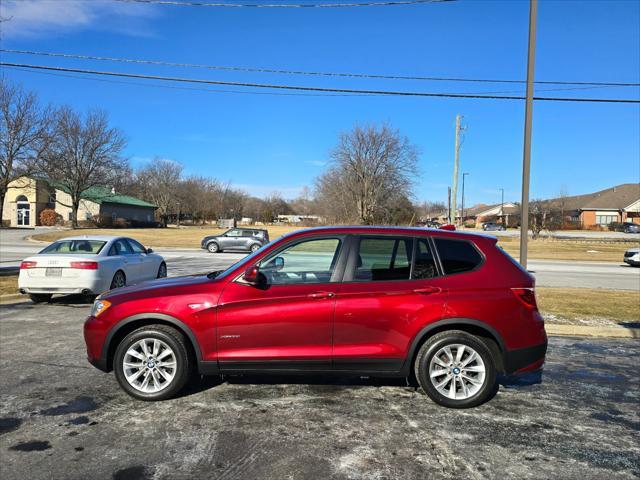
[113,325,192,401]
[414,330,497,408]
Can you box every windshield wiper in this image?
[207,270,224,279]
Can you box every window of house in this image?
[353,237,413,282]
[434,238,483,275]
[595,215,617,226]
[85,212,93,220]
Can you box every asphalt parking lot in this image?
[0,301,638,479]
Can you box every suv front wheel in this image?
[114,325,192,401]
[414,330,497,408]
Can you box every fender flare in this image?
[401,318,506,374]
[101,313,203,370]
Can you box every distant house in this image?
[2,177,157,228]
[276,214,326,224]
[542,183,640,227]
[460,202,520,227]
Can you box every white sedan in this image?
[18,236,167,303]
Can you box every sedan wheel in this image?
[157,262,167,278]
[207,242,219,253]
[110,270,126,289]
[250,244,261,253]
[415,330,496,408]
[114,325,191,401]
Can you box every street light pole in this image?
[499,188,504,224]
[519,0,538,268]
[461,172,469,226]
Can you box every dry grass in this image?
[497,236,635,263]
[537,287,640,325]
[30,226,637,262]
[0,276,18,296]
[30,226,303,249]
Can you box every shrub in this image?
[39,209,58,226]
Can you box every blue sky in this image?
[1,0,639,206]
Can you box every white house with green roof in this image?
[2,176,156,228]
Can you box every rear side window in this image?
[354,237,413,282]
[412,239,438,279]
[434,238,483,274]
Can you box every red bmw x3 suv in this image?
[84,226,547,408]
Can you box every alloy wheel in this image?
[428,343,486,400]
[122,338,177,394]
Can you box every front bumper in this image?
[84,315,111,372]
[623,256,640,266]
[503,341,547,374]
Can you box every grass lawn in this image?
[497,236,635,263]
[30,226,637,262]
[537,287,640,326]
[0,276,18,296]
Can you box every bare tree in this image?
[39,107,127,228]
[315,124,419,225]
[415,201,447,221]
[136,158,183,227]
[0,80,49,222]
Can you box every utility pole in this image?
[461,172,469,226]
[519,0,538,268]
[447,186,451,224]
[451,114,463,224]
[499,188,504,225]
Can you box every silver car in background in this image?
[201,228,270,253]
[623,247,640,267]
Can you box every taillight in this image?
[20,261,37,269]
[512,288,538,309]
[70,261,99,270]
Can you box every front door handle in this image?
[308,291,335,299]
[413,287,442,295]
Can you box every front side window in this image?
[40,240,106,255]
[127,239,147,254]
[259,237,342,285]
[109,239,133,256]
[353,237,413,282]
[225,229,242,237]
[434,238,483,274]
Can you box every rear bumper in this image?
[503,341,547,374]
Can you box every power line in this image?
[3,48,639,87]
[1,62,638,103]
[2,66,369,97]
[113,0,454,8]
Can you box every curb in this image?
[545,324,639,339]
[0,294,27,304]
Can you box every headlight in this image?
[91,299,111,317]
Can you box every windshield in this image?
[40,240,106,255]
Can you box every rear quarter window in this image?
[434,238,483,274]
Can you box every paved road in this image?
[1,229,639,290]
[0,302,638,479]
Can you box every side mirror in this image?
[273,256,284,271]
[243,265,260,284]
[146,248,153,254]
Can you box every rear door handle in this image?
[308,291,335,299]
[413,287,442,295]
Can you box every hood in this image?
[99,275,214,300]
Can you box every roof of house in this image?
[49,181,156,208]
[463,202,519,217]
[544,184,640,211]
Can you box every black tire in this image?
[110,270,126,289]
[250,244,261,253]
[414,330,497,408]
[29,294,52,303]
[207,242,219,253]
[157,262,167,278]
[113,325,192,401]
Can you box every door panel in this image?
[215,235,346,370]
[216,282,338,368]
[332,235,447,371]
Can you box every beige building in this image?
[2,177,156,228]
